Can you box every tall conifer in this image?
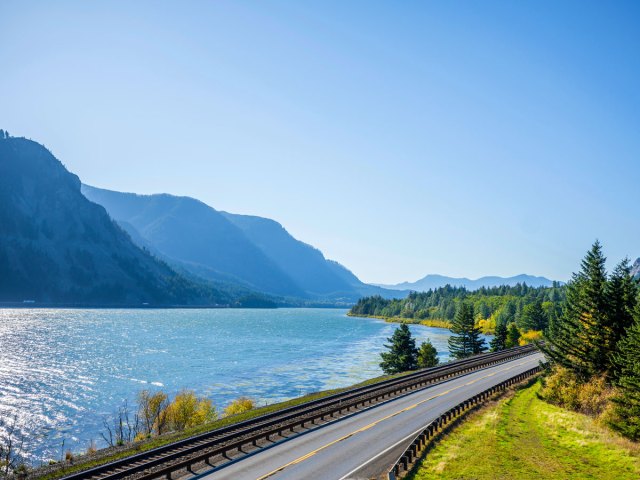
[490,322,508,352]
[542,241,615,378]
[610,303,640,440]
[448,302,487,359]
[380,324,418,374]
[607,258,638,370]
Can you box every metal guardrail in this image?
[387,364,543,480]
[60,345,538,480]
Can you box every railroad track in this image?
[61,345,538,480]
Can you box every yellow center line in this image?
[255,357,537,480]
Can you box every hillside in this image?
[81,185,303,297]
[221,212,365,297]
[633,258,640,278]
[0,135,229,305]
[409,380,640,480]
[83,185,397,302]
[377,273,556,292]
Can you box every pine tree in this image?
[448,302,487,359]
[609,303,640,440]
[541,241,614,379]
[520,301,548,331]
[505,323,521,348]
[607,258,638,373]
[380,324,418,374]
[490,321,508,351]
[417,339,439,368]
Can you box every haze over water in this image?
[0,308,481,462]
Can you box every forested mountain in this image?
[350,283,566,333]
[0,135,231,305]
[377,273,556,291]
[81,185,304,297]
[632,258,640,278]
[82,185,394,301]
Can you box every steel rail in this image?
[61,345,537,480]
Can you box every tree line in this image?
[350,282,565,335]
[540,241,640,440]
[377,241,640,441]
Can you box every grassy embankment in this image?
[36,370,412,480]
[346,312,452,330]
[408,379,640,480]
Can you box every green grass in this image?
[408,379,640,480]
[35,370,411,479]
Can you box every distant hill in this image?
[81,185,304,297]
[221,212,364,296]
[376,273,557,292]
[632,258,640,278]
[0,135,231,305]
[82,186,398,302]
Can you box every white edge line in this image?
[337,424,426,480]
[338,355,542,480]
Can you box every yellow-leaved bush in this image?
[224,397,255,417]
[519,330,543,345]
[540,366,615,417]
[166,389,217,431]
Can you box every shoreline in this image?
[346,312,453,330]
[0,303,350,310]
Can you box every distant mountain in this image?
[81,185,304,297]
[632,258,640,278]
[376,273,557,292]
[82,186,397,302]
[221,212,364,297]
[0,135,231,305]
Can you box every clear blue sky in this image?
[1,1,639,284]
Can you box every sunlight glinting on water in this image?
[0,308,480,463]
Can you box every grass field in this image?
[409,379,640,480]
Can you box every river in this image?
[0,308,489,462]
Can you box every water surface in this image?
[0,308,478,462]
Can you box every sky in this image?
[1,1,639,284]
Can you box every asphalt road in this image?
[200,351,544,480]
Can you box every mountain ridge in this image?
[0,135,233,305]
[376,273,557,292]
[82,185,398,302]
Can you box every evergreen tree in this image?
[505,323,521,348]
[379,324,418,374]
[417,339,439,368]
[490,321,508,351]
[607,258,638,375]
[448,302,487,359]
[520,301,548,331]
[541,241,614,379]
[609,303,640,440]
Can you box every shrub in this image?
[166,390,217,431]
[540,367,615,416]
[86,440,97,456]
[519,330,543,345]
[540,366,581,411]
[224,397,255,417]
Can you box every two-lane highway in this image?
[200,351,544,480]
